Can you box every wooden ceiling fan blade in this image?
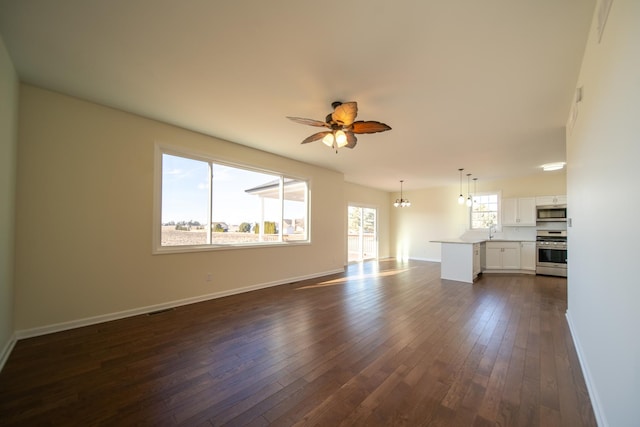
[351,120,392,134]
[301,131,331,144]
[331,102,358,126]
[345,132,358,149]
[287,117,329,127]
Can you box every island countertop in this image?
[430,238,485,244]
[431,238,535,244]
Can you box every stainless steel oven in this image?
[536,230,567,277]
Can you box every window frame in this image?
[469,190,502,230]
[153,143,311,254]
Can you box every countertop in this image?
[431,238,535,244]
[430,239,485,244]
[485,239,536,242]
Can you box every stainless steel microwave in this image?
[536,205,567,222]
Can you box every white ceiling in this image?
[0,0,594,192]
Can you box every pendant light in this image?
[457,168,465,204]
[473,177,478,205]
[466,173,472,207]
[394,180,411,207]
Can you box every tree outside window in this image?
[471,193,499,229]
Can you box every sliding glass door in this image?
[347,205,377,263]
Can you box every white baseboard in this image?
[15,267,344,341]
[0,332,17,372]
[565,310,607,427]
[409,257,441,263]
[481,269,536,275]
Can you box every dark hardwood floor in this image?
[0,259,596,426]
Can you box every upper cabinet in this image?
[502,197,536,226]
[535,195,567,206]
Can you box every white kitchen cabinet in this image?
[485,241,521,270]
[473,243,482,277]
[520,242,536,271]
[535,195,567,206]
[502,197,536,226]
[502,198,517,226]
[485,245,502,270]
[502,245,521,269]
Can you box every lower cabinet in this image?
[520,242,536,271]
[485,242,521,270]
[473,243,482,277]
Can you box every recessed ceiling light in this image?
[542,162,566,171]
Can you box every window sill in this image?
[152,240,311,255]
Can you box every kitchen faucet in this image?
[488,224,496,240]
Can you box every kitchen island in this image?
[432,238,537,283]
[431,239,485,283]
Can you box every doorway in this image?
[348,205,378,263]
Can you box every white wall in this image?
[14,85,346,333]
[0,35,18,368]
[391,185,466,261]
[391,173,566,261]
[566,1,640,426]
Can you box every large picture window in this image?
[155,147,309,252]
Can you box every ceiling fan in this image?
[287,101,391,152]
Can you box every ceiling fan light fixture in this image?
[335,130,348,147]
[287,101,391,151]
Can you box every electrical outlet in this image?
[206,273,212,282]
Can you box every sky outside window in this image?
[162,154,303,225]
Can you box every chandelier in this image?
[394,180,411,208]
